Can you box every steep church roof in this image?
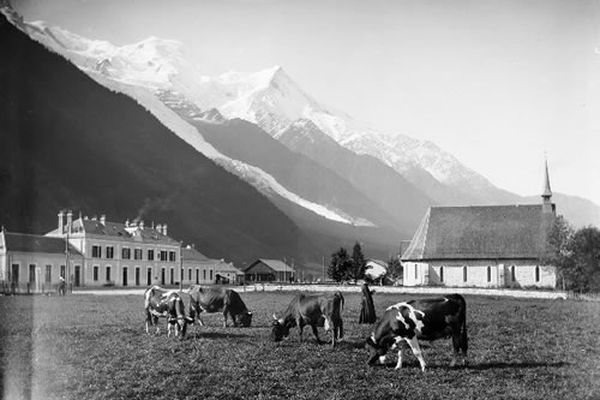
[401,204,555,261]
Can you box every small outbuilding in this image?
[215,262,245,285]
[364,259,388,283]
[243,259,295,282]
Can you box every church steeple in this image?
[541,157,554,214]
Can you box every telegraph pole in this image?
[179,242,183,292]
[64,229,70,295]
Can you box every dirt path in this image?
[73,284,568,299]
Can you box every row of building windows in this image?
[91,245,176,262]
[9,263,67,283]
[91,265,214,286]
[414,265,541,283]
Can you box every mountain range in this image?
[1,3,598,271]
[0,12,320,266]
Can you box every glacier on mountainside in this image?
[0,7,374,227]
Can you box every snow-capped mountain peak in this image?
[2,9,377,227]
[214,65,325,134]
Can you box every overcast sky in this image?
[13,0,600,205]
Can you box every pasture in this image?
[1,290,599,400]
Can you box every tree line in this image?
[327,242,403,284]
[328,242,366,283]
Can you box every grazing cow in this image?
[365,294,468,371]
[186,285,253,328]
[144,286,193,338]
[271,292,344,348]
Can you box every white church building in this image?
[401,163,557,289]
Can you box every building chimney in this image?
[58,210,64,233]
[156,224,162,234]
[139,220,144,230]
[66,210,73,235]
[162,224,168,236]
[100,214,106,225]
[125,218,130,228]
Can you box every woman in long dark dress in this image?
[358,283,376,324]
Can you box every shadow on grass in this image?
[460,361,569,370]
[190,331,251,340]
[335,340,367,350]
[369,360,569,370]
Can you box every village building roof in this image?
[182,246,243,274]
[364,259,388,280]
[182,246,216,262]
[215,263,245,275]
[366,259,388,268]
[47,217,180,246]
[1,231,83,256]
[401,204,554,261]
[244,259,295,274]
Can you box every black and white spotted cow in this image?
[365,294,468,371]
[144,286,193,338]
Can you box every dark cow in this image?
[144,286,193,338]
[186,285,253,328]
[271,292,344,348]
[365,294,468,371]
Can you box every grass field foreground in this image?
[1,291,599,400]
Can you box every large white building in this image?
[401,163,557,289]
[1,210,244,292]
[45,210,239,288]
[46,211,182,287]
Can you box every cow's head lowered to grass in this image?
[365,333,395,366]
[234,310,253,327]
[167,314,195,338]
[270,314,292,342]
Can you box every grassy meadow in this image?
[1,290,599,400]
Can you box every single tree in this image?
[348,242,366,283]
[387,256,403,283]
[543,216,600,293]
[566,226,600,293]
[541,215,574,290]
[328,247,351,282]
